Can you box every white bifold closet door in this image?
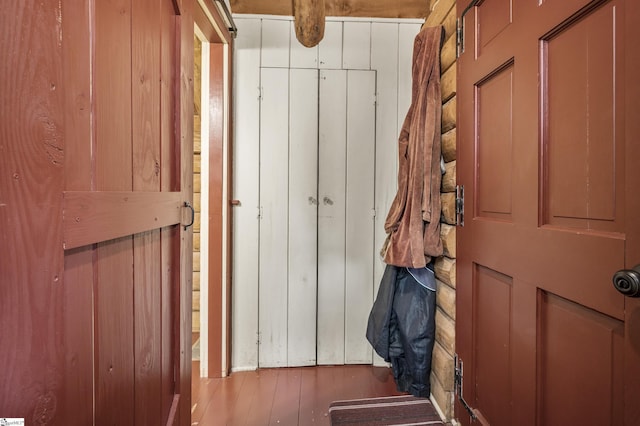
[259,67,376,368]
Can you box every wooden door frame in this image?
[193,0,234,378]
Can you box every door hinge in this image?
[456,18,464,57]
[457,0,481,57]
[456,185,464,227]
[454,354,477,421]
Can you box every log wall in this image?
[428,0,457,421]
[193,37,202,333]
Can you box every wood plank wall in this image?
[428,0,457,421]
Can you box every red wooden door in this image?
[1,1,194,425]
[456,0,640,425]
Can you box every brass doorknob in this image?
[612,265,640,297]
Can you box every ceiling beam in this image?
[230,0,429,19]
[293,0,325,47]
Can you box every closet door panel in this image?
[288,69,319,366]
[259,67,289,367]
[344,70,376,364]
[318,69,348,365]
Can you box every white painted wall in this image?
[232,16,421,371]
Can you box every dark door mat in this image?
[329,395,445,425]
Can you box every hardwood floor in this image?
[191,362,405,425]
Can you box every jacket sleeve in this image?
[366,265,398,361]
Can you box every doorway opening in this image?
[192,0,234,381]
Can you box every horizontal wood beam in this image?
[230,0,428,19]
[294,0,325,47]
[63,191,184,249]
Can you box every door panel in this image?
[457,0,638,424]
[288,69,319,366]
[258,68,376,367]
[318,69,348,365]
[0,0,193,425]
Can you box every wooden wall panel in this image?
[258,67,290,367]
[344,70,376,364]
[231,17,261,371]
[132,0,163,423]
[230,0,428,19]
[0,1,67,421]
[61,0,95,424]
[318,21,343,69]
[95,0,132,191]
[94,1,135,424]
[343,22,371,69]
[317,69,348,365]
[288,69,319,366]
[133,0,161,191]
[133,231,163,426]
[95,238,135,426]
[261,19,290,68]
[162,11,178,358]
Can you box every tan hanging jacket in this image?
[383,25,444,268]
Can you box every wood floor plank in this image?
[198,370,248,425]
[298,367,332,425]
[191,363,410,425]
[191,366,223,424]
[269,368,303,425]
[243,368,279,425]
[221,370,262,425]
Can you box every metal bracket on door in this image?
[454,354,477,421]
[456,0,481,57]
[456,185,465,227]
